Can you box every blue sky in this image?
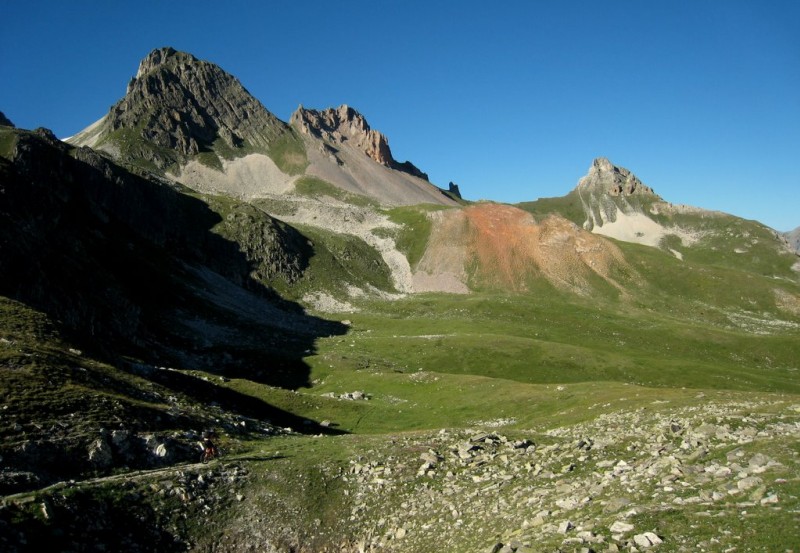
[2,1,798,231]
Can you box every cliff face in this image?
[290,104,429,180]
[69,47,293,170]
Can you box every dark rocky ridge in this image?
[0,111,14,127]
[291,104,429,181]
[68,47,450,205]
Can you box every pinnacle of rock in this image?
[576,157,657,197]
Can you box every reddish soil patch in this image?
[417,203,633,295]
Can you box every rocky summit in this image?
[68,47,291,170]
[576,157,658,198]
[1,46,799,553]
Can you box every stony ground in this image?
[339,398,800,552]
[3,396,798,552]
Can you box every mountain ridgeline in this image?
[1,47,799,552]
[67,47,455,207]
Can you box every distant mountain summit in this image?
[576,157,658,198]
[572,157,666,238]
[122,47,286,155]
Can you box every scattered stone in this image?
[760,494,779,505]
[633,532,663,548]
[748,453,770,469]
[337,401,797,552]
[609,521,634,533]
[557,520,574,534]
[87,438,113,468]
[737,476,762,491]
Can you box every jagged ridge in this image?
[290,104,429,180]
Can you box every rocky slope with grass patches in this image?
[67,48,455,208]
[4,392,797,552]
[290,105,458,207]
[339,396,800,553]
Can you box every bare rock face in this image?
[291,105,391,165]
[291,104,428,180]
[72,47,291,170]
[576,157,656,197]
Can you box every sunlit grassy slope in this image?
[222,286,797,433]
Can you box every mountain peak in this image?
[577,157,657,197]
[70,48,288,170]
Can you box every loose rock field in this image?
[340,400,800,552]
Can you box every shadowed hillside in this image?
[0,126,348,492]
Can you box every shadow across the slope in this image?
[0,127,347,394]
[145,366,345,435]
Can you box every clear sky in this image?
[2,1,798,231]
